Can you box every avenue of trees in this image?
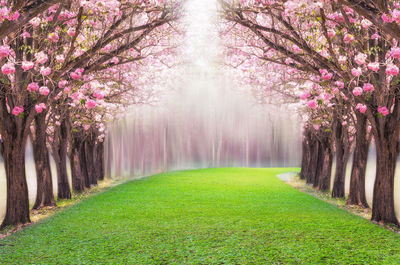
[220,0,400,226]
[0,0,181,228]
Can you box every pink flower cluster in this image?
[11,106,23,116]
[70,68,85,80]
[378,106,389,116]
[35,103,47,113]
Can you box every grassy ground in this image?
[1,168,400,264]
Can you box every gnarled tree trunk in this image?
[31,112,56,209]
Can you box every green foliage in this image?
[1,168,400,264]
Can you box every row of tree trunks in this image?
[300,125,333,191]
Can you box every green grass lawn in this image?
[1,168,400,264]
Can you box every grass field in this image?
[1,168,400,264]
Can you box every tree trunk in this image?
[332,118,351,198]
[306,134,319,185]
[1,139,31,228]
[315,135,333,191]
[95,141,105,181]
[69,134,85,192]
[371,136,399,225]
[105,132,112,178]
[85,133,97,186]
[31,112,56,209]
[51,118,71,200]
[347,113,369,208]
[299,127,311,180]
[79,139,91,188]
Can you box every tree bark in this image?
[306,133,319,185]
[315,134,333,191]
[105,132,113,178]
[332,117,351,198]
[51,118,71,200]
[347,113,369,208]
[1,138,31,228]
[85,132,98,186]
[31,112,56,209]
[371,136,399,225]
[299,126,311,180]
[69,133,85,192]
[79,138,91,189]
[95,141,105,181]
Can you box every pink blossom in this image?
[352,87,363,96]
[334,81,345,89]
[331,87,339,93]
[354,53,367,65]
[35,51,48,64]
[67,28,76,37]
[40,67,51,76]
[85,99,97,109]
[361,19,372,29]
[48,32,59,43]
[327,29,335,38]
[39,86,50,96]
[344,34,355,44]
[84,124,91,131]
[338,56,347,64]
[64,86,72,93]
[351,67,362,77]
[371,33,381,40]
[93,90,104,100]
[378,106,389,116]
[368,62,380,72]
[11,106,23,116]
[27,82,39,92]
[307,99,318,109]
[29,17,41,27]
[56,55,65,63]
[58,80,68,88]
[391,47,400,59]
[0,45,11,58]
[382,13,394,23]
[21,61,34,71]
[319,69,333,80]
[300,91,310,100]
[362,83,374,92]
[386,64,399,76]
[70,68,84,80]
[34,103,47,113]
[9,11,20,21]
[1,63,15,75]
[20,31,31,38]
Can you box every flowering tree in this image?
[0,0,181,228]
[220,0,400,225]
